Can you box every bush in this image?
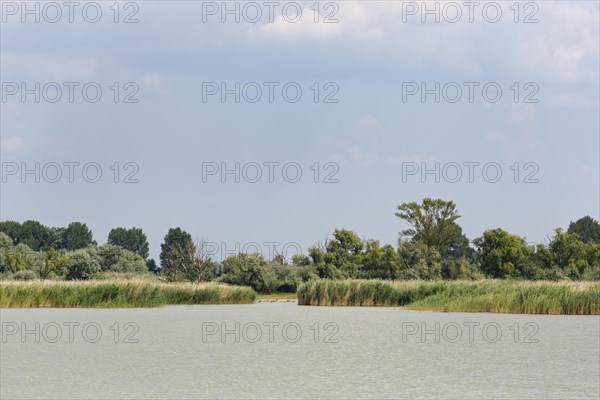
[13,270,39,281]
[220,253,271,292]
[66,248,101,280]
[97,244,147,273]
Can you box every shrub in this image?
[66,247,101,280]
[13,270,39,281]
[97,244,147,273]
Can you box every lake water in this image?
[1,304,599,399]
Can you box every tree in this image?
[220,253,269,292]
[159,228,196,279]
[395,198,463,254]
[0,243,44,274]
[473,228,533,278]
[397,239,441,280]
[0,220,56,251]
[0,232,13,250]
[40,248,69,279]
[65,247,101,280]
[18,220,54,250]
[360,240,402,279]
[326,229,364,277]
[97,244,147,273]
[146,259,159,273]
[62,222,95,250]
[0,221,22,243]
[107,227,150,259]
[568,216,600,243]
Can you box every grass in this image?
[297,279,600,315]
[0,279,257,308]
[256,292,297,301]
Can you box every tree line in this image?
[1,198,599,291]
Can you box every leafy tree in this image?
[397,239,441,280]
[473,228,533,278]
[548,229,585,270]
[160,228,193,269]
[0,221,22,243]
[441,258,482,280]
[107,227,150,259]
[0,243,43,274]
[0,232,13,250]
[220,253,269,292]
[146,258,159,273]
[308,246,327,264]
[65,247,101,280]
[62,222,95,250]
[18,220,55,250]
[39,248,69,279]
[326,229,364,277]
[568,216,600,243]
[97,244,147,273]
[360,240,401,279]
[0,220,57,251]
[396,198,463,255]
[159,228,211,281]
[291,254,311,266]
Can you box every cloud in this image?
[249,2,386,41]
[326,114,387,166]
[0,136,24,153]
[485,103,544,158]
[546,93,596,108]
[1,52,100,81]
[386,153,438,166]
[511,2,599,82]
[332,144,376,166]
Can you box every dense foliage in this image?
[1,200,599,292]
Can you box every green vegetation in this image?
[297,280,600,315]
[1,200,599,301]
[0,279,256,307]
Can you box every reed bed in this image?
[0,279,257,308]
[297,280,600,315]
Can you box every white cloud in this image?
[1,52,100,81]
[332,144,376,166]
[485,103,544,158]
[511,2,599,82]
[546,94,596,108]
[324,114,387,166]
[386,153,438,166]
[250,2,387,41]
[0,136,24,153]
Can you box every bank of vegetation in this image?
[0,279,256,307]
[297,279,600,315]
[1,199,599,305]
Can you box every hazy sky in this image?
[1,1,599,260]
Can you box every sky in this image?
[1,0,599,261]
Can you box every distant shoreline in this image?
[2,279,599,315]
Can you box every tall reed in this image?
[297,280,600,315]
[0,279,256,307]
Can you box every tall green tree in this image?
[107,227,150,259]
[62,222,95,250]
[568,216,600,243]
[395,198,463,254]
[159,228,195,279]
[326,229,364,277]
[473,228,532,278]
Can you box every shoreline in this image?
[2,279,599,315]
